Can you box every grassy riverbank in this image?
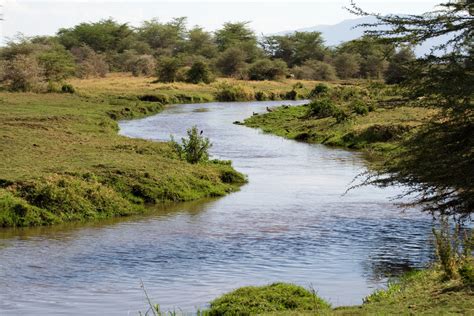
[0,74,324,227]
[203,267,473,315]
[243,83,435,160]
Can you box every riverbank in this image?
[0,74,326,227]
[204,266,473,315]
[243,83,435,161]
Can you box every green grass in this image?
[243,98,434,160]
[205,268,474,316]
[206,283,331,315]
[0,84,247,227]
[0,73,333,227]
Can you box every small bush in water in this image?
[171,126,212,164]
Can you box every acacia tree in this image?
[349,1,473,218]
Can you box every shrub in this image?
[350,99,369,115]
[248,59,287,81]
[284,89,298,100]
[293,60,337,81]
[170,126,212,164]
[307,98,339,118]
[334,109,350,123]
[156,56,181,82]
[185,60,214,84]
[61,83,75,94]
[433,218,473,281]
[175,66,191,82]
[37,48,76,82]
[71,45,109,78]
[293,81,304,89]
[254,91,269,101]
[131,55,156,77]
[2,54,44,91]
[332,85,369,101]
[342,124,410,145]
[334,52,361,79]
[459,261,474,286]
[215,47,247,77]
[309,83,329,98]
[208,283,330,315]
[215,84,255,101]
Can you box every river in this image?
[0,100,434,315]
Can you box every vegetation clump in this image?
[307,98,339,118]
[171,126,212,164]
[215,84,255,102]
[309,83,330,98]
[185,60,214,84]
[247,59,287,81]
[207,283,330,315]
[350,99,370,115]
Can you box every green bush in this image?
[254,91,269,101]
[350,99,369,115]
[61,83,75,93]
[208,283,330,315]
[170,126,212,164]
[332,85,369,101]
[70,45,109,78]
[292,60,337,81]
[333,109,350,123]
[309,83,329,98]
[248,59,287,81]
[38,47,76,82]
[459,261,474,286]
[215,47,247,78]
[131,54,156,77]
[215,84,255,101]
[307,98,339,118]
[156,56,181,82]
[185,60,214,84]
[293,81,304,89]
[284,89,298,100]
[2,54,44,91]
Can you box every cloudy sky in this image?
[1,0,441,42]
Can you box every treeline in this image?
[0,18,415,91]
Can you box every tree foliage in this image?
[247,59,287,80]
[349,0,474,217]
[262,31,326,67]
[156,56,181,82]
[58,19,133,53]
[186,60,213,84]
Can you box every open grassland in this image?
[68,73,321,101]
[203,268,474,315]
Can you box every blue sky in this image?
[1,0,441,42]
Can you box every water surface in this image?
[0,100,434,315]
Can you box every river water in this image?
[0,100,434,315]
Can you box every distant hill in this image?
[276,16,448,57]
